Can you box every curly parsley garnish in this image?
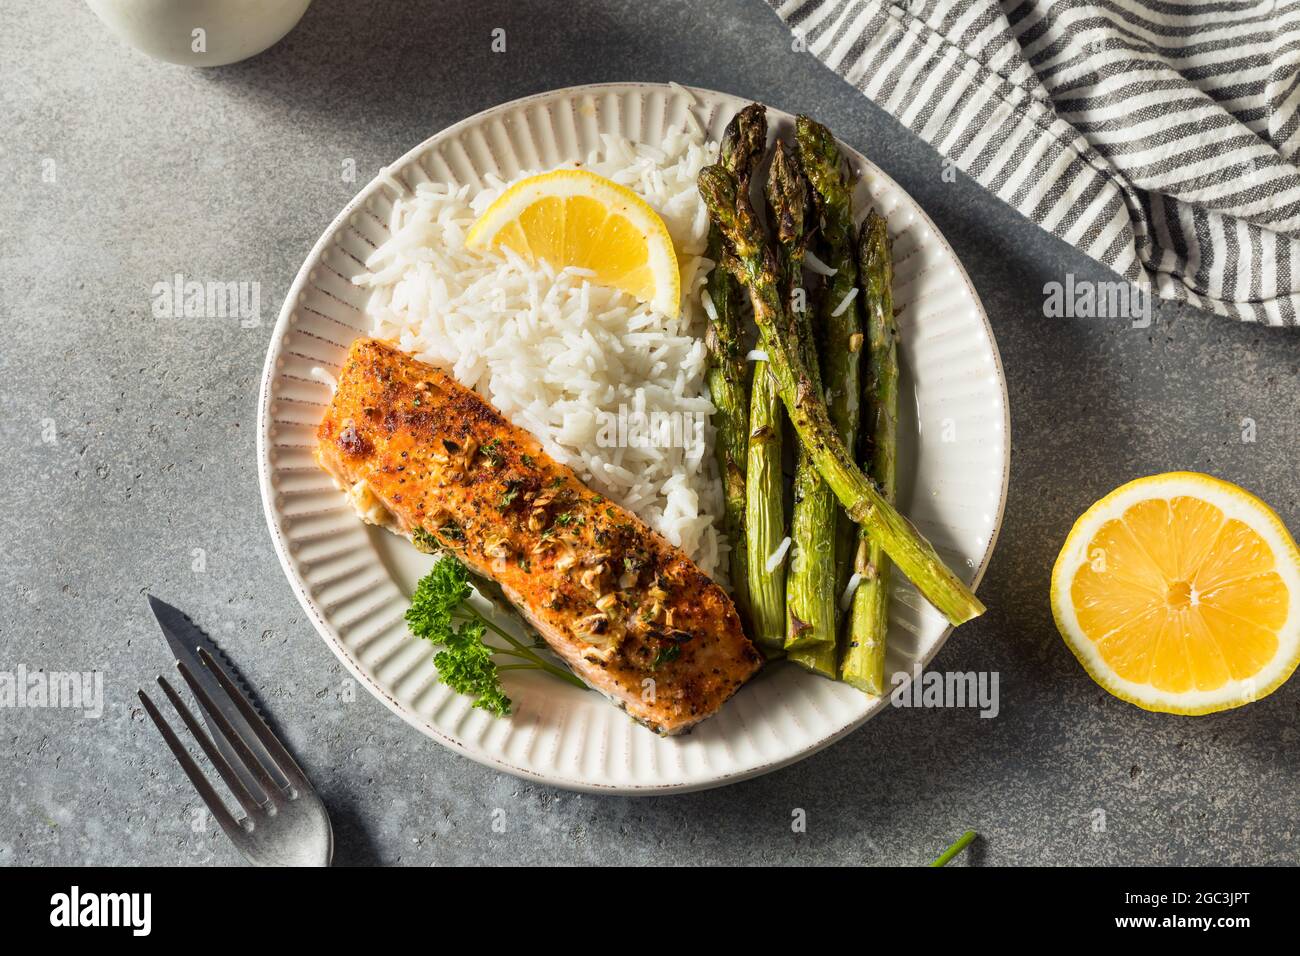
[405,557,585,716]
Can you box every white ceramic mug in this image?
[85,0,313,67]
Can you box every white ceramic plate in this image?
[257,83,1010,794]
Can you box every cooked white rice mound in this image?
[355,126,728,578]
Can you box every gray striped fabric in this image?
[769,0,1300,325]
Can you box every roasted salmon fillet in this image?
[315,338,763,734]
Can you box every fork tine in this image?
[175,659,285,802]
[138,688,244,843]
[155,676,265,817]
[197,647,309,788]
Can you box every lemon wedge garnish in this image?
[1051,472,1300,714]
[465,170,680,318]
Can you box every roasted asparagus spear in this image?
[797,116,863,599]
[747,355,786,651]
[841,211,898,692]
[713,106,783,652]
[699,163,985,627]
[767,141,836,667]
[705,105,765,631]
[787,118,866,675]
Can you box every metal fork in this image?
[139,647,333,866]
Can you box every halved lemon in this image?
[1051,472,1300,714]
[465,169,680,318]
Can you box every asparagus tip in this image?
[720,103,769,181]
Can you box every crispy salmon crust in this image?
[315,338,763,735]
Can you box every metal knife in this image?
[147,595,286,798]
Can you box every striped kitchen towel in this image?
[769,0,1300,326]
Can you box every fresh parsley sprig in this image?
[405,556,585,716]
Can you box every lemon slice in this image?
[1051,472,1300,714]
[465,169,681,318]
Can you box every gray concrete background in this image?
[2,0,1297,866]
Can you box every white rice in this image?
[309,365,338,392]
[765,536,793,574]
[804,249,837,276]
[839,571,863,611]
[700,289,718,323]
[354,126,728,578]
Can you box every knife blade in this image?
[147,595,285,798]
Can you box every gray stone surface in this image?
[2,0,1297,867]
